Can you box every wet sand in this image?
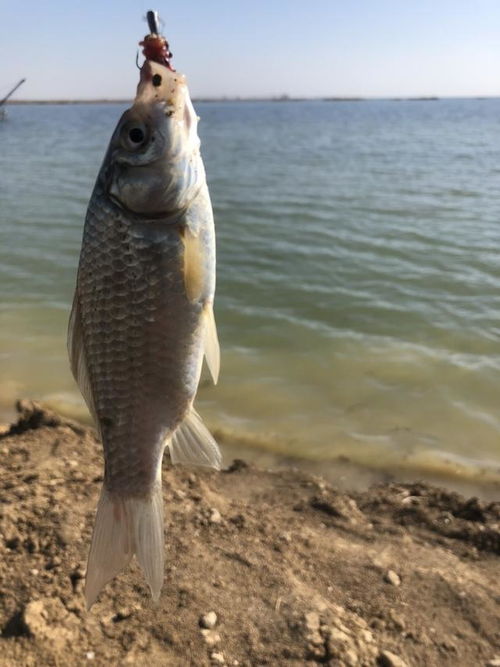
[0,401,499,666]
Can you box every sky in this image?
[1,0,499,100]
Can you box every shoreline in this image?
[0,401,498,665]
[2,398,499,502]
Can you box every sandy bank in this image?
[0,401,498,666]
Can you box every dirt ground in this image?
[0,401,498,667]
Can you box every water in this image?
[1,99,500,492]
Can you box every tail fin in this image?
[84,480,164,610]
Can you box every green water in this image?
[1,99,500,491]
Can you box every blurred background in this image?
[1,1,500,496]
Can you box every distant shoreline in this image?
[5,95,499,105]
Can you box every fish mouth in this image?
[135,61,187,119]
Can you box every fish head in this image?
[107,61,203,216]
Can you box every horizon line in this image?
[6,94,500,105]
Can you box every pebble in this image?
[304,611,320,633]
[360,629,373,643]
[85,651,95,661]
[486,659,500,667]
[209,508,222,524]
[211,651,225,664]
[23,598,78,649]
[389,610,406,631]
[344,648,359,667]
[378,649,409,667]
[200,611,218,629]
[201,629,221,646]
[401,495,420,506]
[114,607,133,621]
[384,570,401,587]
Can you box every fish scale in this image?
[78,197,203,493]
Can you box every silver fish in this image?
[68,57,221,608]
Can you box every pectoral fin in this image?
[181,226,205,302]
[203,303,220,385]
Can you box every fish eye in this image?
[129,127,145,143]
[120,121,148,151]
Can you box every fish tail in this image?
[84,474,164,610]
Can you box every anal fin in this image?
[169,407,222,470]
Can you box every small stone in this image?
[211,651,225,664]
[308,632,323,647]
[344,648,359,667]
[360,629,374,643]
[326,626,353,659]
[305,611,320,633]
[209,509,222,524]
[384,570,401,587]
[24,598,78,649]
[85,651,95,661]
[114,607,133,621]
[401,495,419,506]
[200,611,218,629]
[100,613,114,626]
[201,629,221,646]
[327,627,351,644]
[389,610,406,631]
[486,659,500,667]
[30,569,39,576]
[378,649,409,667]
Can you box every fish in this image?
[68,28,221,609]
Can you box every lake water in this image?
[1,99,500,494]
